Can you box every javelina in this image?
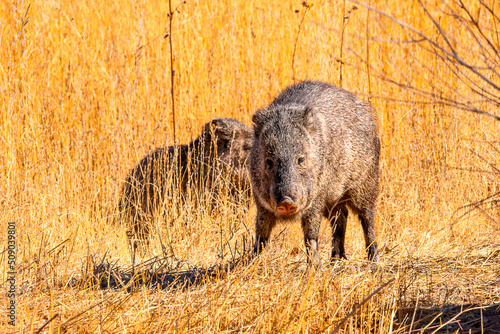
[249,80,380,263]
[119,118,253,242]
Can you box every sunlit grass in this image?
[1,0,499,332]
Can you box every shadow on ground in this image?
[397,303,500,333]
[79,251,255,291]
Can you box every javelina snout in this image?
[249,81,380,264]
[119,117,253,246]
[253,119,317,218]
[272,165,305,216]
[276,197,297,215]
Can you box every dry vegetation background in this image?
[1,0,500,332]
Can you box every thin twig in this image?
[365,2,372,101]
[292,2,312,82]
[167,0,176,144]
[35,314,60,334]
[338,4,357,87]
[331,278,395,333]
[339,0,347,87]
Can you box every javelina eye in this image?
[265,159,274,169]
[298,157,305,165]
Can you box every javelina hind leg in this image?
[301,210,322,266]
[328,204,348,262]
[254,209,277,255]
[360,209,379,262]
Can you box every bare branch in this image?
[347,49,500,121]
[349,0,500,93]
[417,0,457,56]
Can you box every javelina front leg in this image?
[301,210,322,266]
[360,209,379,262]
[254,209,277,255]
[329,204,348,262]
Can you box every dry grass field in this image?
[1,0,500,332]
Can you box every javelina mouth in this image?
[276,197,298,215]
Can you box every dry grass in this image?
[1,0,499,332]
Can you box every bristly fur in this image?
[249,80,380,264]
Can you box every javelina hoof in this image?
[253,235,266,256]
[368,248,380,263]
[330,253,347,263]
[305,239,322,269]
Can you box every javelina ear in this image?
[301,107,316,132]
[203,118,233,142]
[252,109,270,138]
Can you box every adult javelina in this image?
[249,81,380,263]
[119,118,252,241]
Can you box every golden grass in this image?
[1,0,499,332]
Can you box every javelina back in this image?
[119,118,253,243]
[249,81,380,263]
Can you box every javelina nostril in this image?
[277,197,297,215]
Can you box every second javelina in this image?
[249,80,380,263]
[119,117,253,242]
